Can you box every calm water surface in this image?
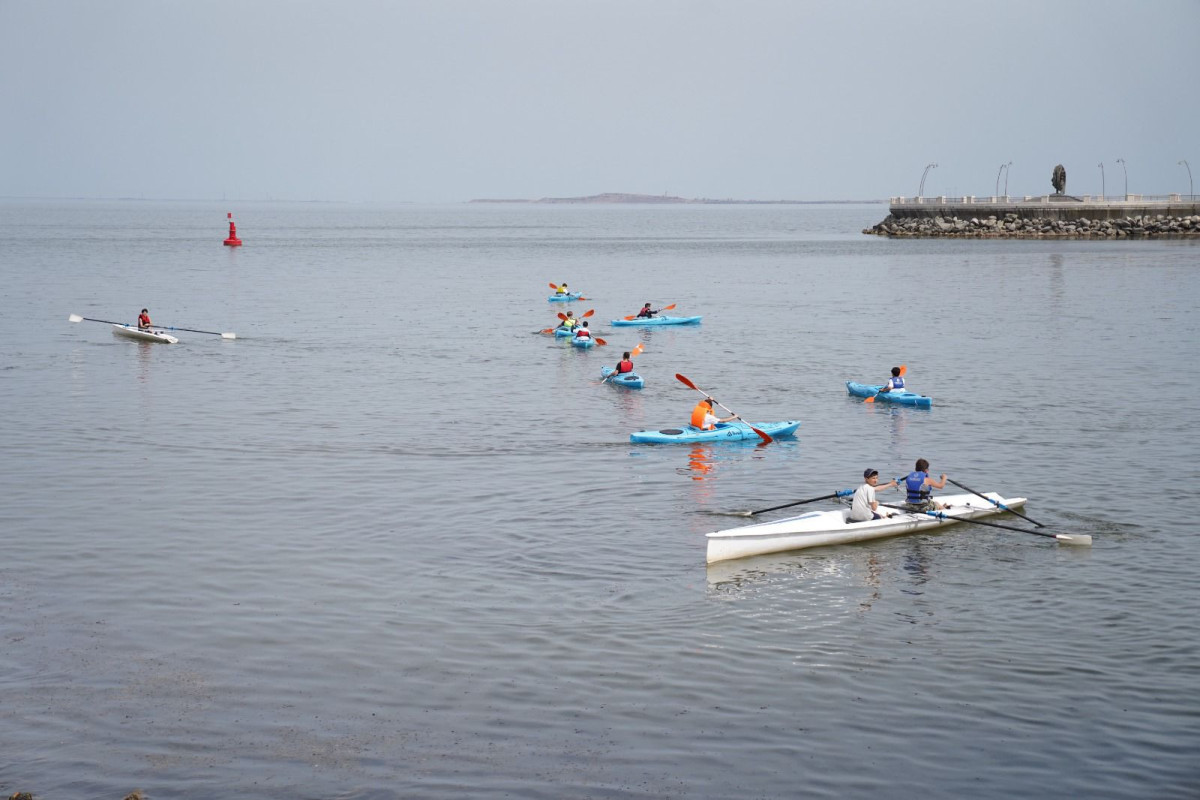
[1,201,1197,798]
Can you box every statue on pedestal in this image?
[1051,164,1066,195]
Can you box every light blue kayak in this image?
[554,327,576,337]
[570,335,596,349]
[630,420,800,444]
[549,292,583,302]
[611,315,701,327]
[601,365,644,389]
[846,381,932,408]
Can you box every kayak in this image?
[706,491,1026,563]
[570,336,596,349]
[611,315,702,327]
[112,324,178,344]
[631,420,800,444]
[549,292,583,302]
[846,381,932,408]
[601,365,644,389]
[554,327,576,337]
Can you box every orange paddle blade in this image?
[623,315,637,321]
[675,373,698,391]
[661,303,676,311]
[582,309,595,318]
[557,312,567,320]
[549,283,559,290]
[595,337,607,346]
[899,364,907,376]
[864,396,876,403]
[540,328,554,334]
[631,344,645,357]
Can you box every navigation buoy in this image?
[223,212,243,246]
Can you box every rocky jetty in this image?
[864,213,1200,238]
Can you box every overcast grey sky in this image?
[3,0,1197,203]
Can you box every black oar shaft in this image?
[947,478,1045,528]
[879,503,1059,539]
[750,490,851,516]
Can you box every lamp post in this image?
[919,163,937,198]
[1098,162,1105,199]
[1116,158,1127,198]
[1003,161,1012,197]
[1180,160,1193,198]
[995,164,1004,198]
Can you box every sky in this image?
[2,0,1197,203]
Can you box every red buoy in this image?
[223,212,243,247]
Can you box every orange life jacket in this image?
[691,401,712,429]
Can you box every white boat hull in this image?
[112,324,178,344]
[706,492,1027,563]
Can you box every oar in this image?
[728,489,855,517]
[865,364,906,403]
[947,477,1046,528]
[674,373,772,444]
[156,324,237,339]
[879,503,1091,545]
[623,303,676,321]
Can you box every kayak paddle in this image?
[865,364,906,403]
[727,489,855,517]
[674,373,773,444]
[947,477,1046,528]
[879,503,1091,545]
[623,303,676,321]
[69,314,236,339]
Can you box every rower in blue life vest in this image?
[904,458,947,511]
[878,366,905,393]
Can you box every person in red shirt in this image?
[613,351,634,374]
[137,308,152,330]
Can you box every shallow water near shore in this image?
[1,200,1198,798]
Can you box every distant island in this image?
[470,192,880,205]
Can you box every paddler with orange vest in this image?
[690,397,738,431]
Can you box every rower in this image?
[904,458,947,511]
[878,366,905,393]
[636,303,656,319]
[573,320,592,339]
[137,308,152,330]
[848,468,898,522]
[556,282,569,295]
[613,351,634,374]
[690,397,736,431]
[559,311,578,330]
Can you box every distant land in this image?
[469,192,882,205]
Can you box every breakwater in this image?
[865,194,1200,238]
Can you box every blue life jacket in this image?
[905,471,929,504]
[889,376,905,390]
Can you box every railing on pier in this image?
[891,194,1197,205]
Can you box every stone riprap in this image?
[864,213,1200,238]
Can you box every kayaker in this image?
[137,308,152,330]
[613,352,635,374]
[636,303,657,319]
[904,458,947,511]
[690,397,737,431]
[849,468,898,522]
[558,311,578,330]
[556,282,569,295]
[878,367,905,393]
[573,321,592,339]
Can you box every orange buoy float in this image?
[223,212,243,246]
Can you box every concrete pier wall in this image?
[888,194,1199,221]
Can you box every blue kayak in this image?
[601,365,644,389]
[570,335,596,349]
[549,292,583,302]
[630,420,800,444]
[554,327,576,337]
[846,381,932,408]
[611,315,701,327]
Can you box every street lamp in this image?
[1098,162,1105,199]
[1180,160,1193,198]
[1003,162,1012,197]
[919,163,937,198]
[995,164,1004,197]
[1116,158,1127,198]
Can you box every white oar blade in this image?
[68,314,83,323]
[221,332,237,339]
[1056,533,1092,546]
